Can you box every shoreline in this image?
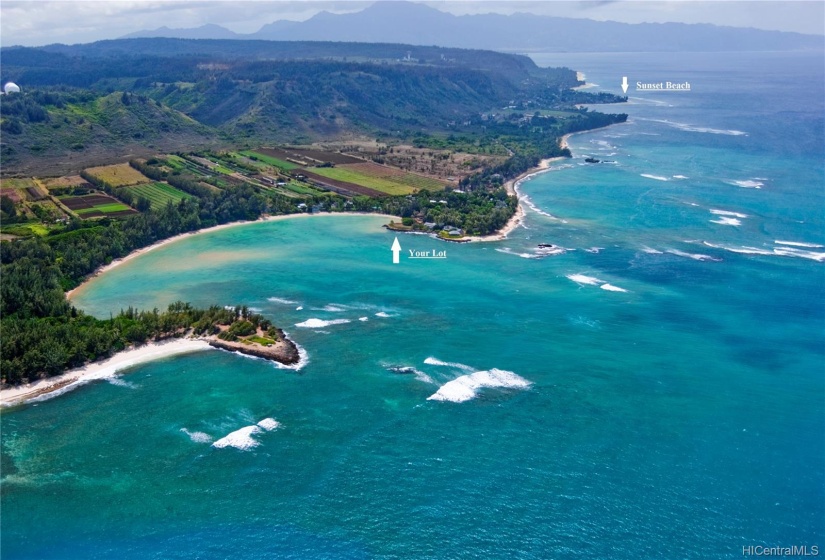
[463,142,571,243]
[0,338,214,408]
[66,212,400,300]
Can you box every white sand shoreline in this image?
[66,212,400,300]
[0,338,214,408]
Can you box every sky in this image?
[2,1,823,47]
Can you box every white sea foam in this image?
[710,217,742,226]
[387,366,434,384]
[107,377,137,389]
[600,283,628,292]
[640,174,669,182]
[725,179,763,189]
[520,194,565,221]
[566,274,603,286]
[319,304,347,312]
[710,209,748,219]
[275,337,309,371]
[359,317,369,322]
[644,118,746,136]
[641,246,664,254]
[427,369,532,403]
[375,311,392,318]
[180,428,213,444]
[212,425,262,451]
[584,247,603,254]
[424,357,475,372]
[702,242,774,256]
[296,306,303,311]
[775,240,824,249]
[267,297,297,305]
[256,418,281,431]
[772,246,825,262]
[672,175,689,179]
[666,249,721,262]
[295,318,351,328]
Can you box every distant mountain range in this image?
[120,1,823,52]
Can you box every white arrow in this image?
[391,237,401,264]
[621,76,629,94]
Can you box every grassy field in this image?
[121,182,193,209]
[85,163,150,187]
[241,151,299,171]
[308,167,420,195]
[74,203,131,215]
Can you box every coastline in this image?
[66,212,400,300]
[463,140,571,243]
[0,338,213,408]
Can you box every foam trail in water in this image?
[672,175,689,179]
[600,283,628,293]
[180,428,213,444]
[566,274,603,286]
[424,357,475,372]
[710,209,748,219]
[375,312,392,318]
[710,217,742,226]
[725,179,763,189]
[666,249,721,262]
[642,118,746,136]
[775,240,824,249]
[640,174,669,182]
[428,369,532,403]
[387,366,435,384]
[319,304,347,312]
[359,317,369,322]
[107,378,137,389]
[267,297,297,305]
[641,246,663,254]
[295,318,350,328]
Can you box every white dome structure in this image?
[4,82,21,94]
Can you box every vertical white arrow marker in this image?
[391,237,401,264]
[621,76,629,94]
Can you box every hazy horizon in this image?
[2,1,823,48]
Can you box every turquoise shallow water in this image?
[2,52,824,559]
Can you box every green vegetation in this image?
[121,182,193,210]
[241,151,299,170]
[74,202,132,215]
[308,167,417,196]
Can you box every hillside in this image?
[0,89,223,176]
[0,40,625,175]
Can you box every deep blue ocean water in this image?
[2,51,823,559]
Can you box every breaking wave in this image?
[566,274,602,286]
[710,217,742,226]
[427,369,532,403]
[387,366,434,384]
[640,173,669,182]
[775,240,823,249]
[710,209,748,219]
[267,297,297,305]
[295,318,350,328]
[600,283,628,292]
[424,357,475,372]
[211,418,280,451]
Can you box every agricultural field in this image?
[59,193,137,219]
[338,162,447,191]
[120,182,193,209]
[241,150,300,171]
[308,166,421,196]
[40,175,90,190]
[84,163,150,187]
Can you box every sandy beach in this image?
[66,212,401,300]
[464,149,567,243]
[0,338,213,408]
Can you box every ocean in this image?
[2,51,823,559]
